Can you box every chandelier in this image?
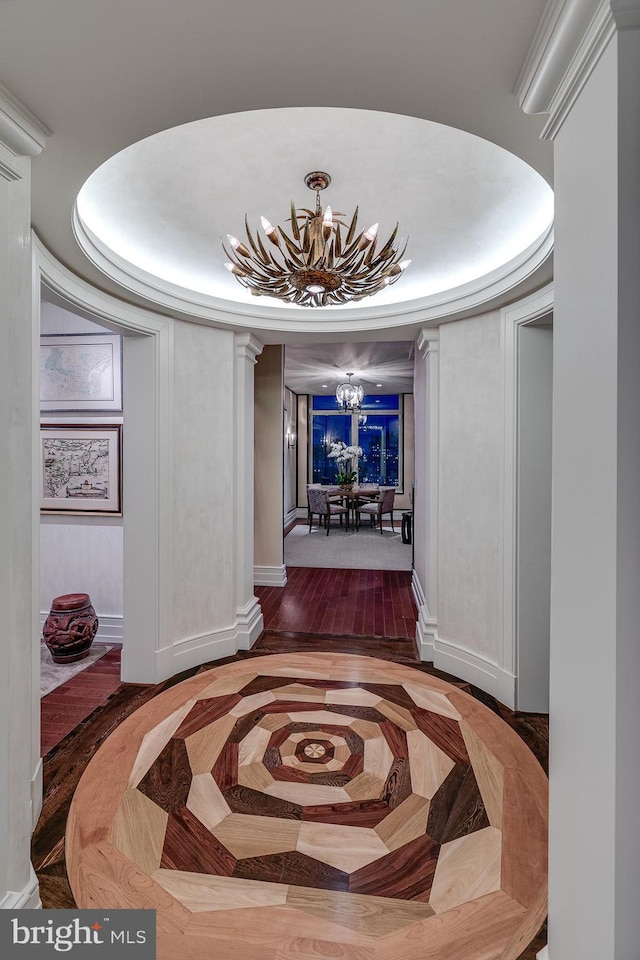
[222,171,410,307]
[336,372,363,411]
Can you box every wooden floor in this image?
[256,567,418,640]
[36,569,548,960]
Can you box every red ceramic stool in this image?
[43,593,99,663]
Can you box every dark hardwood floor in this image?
[255,567,418,639]
[40,647,122,755]
[36,568,548,959]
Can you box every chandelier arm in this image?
[301,220,311,255]
[255,229,272,265]
[289,201,300,242]
[344,206,359,245]
[364,236,379,266]
[244,218,270,266]
[278,229,304,263]
[376,223,399,258]
[334,222,342,258]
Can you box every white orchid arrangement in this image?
[327,440,364,485]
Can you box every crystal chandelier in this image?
[222,171,410,307]
[336,372,364,411]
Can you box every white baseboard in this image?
[31,757,43,829]
[284,507,298,527]
[155,597,264,677]
[537,947,549,960]
[254,564,287,587]
[411,571,516,708]
[0,865,41,909]
[40,611,123,644]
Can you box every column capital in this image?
[235,332,263,365]
[0,83,49,181]
[416,328,439,360]
[611,0,640,28]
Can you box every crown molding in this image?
[518,0,640,140]
[515,0,602,115]
[0,82,50,158]
[541,0,616,139]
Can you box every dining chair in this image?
[356,487,396,534]
[306,483,322,526]
[307,486,349,535]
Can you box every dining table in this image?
[325,486,380,528]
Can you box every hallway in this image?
[35,569,548,959]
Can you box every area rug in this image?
[40,642,112,698]
[285,521,413,570]
[65,651,547,960]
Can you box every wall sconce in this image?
[287,429,297,448]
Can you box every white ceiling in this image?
[0,0,553,374]
[284,341,415,396]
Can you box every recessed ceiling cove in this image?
[73,107,553,332]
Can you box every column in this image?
[234,333,264,647]
[0,84,48,908]
[413,329,439,659]
[518,3,640,956]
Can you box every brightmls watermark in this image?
[0,910,156,957]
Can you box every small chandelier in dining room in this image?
[222,171,410,307]
[336,372,364,411]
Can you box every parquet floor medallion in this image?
[66,653,547,960]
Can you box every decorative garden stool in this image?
[43,593,99,663]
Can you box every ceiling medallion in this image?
[336,372,364,411]
[222,171,411,307]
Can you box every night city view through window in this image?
[311,395,401,487]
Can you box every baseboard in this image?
[411,571,516,707]
[0,865,41,909]
[40,611,123,644]
[537,947,549,960]
[157,598,264,676]
[284,507,298,527]
[254,564,287,587]
[31,757,43,830]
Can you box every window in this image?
[310,395,403,488]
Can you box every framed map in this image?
[40,424,122,515]
[40,334,123,412]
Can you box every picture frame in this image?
[40,423,123,516]
[40,333,123,412]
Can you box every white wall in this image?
[516,323,552,712]
[548,29,640,960]
[438,311,502,665]
[171,319,236,638]
[39,301,124,643]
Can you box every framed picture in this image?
[40,334,123,412]
[40,423,123,515]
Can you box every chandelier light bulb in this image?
[226,235,251,258]
[221,171,410,307]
